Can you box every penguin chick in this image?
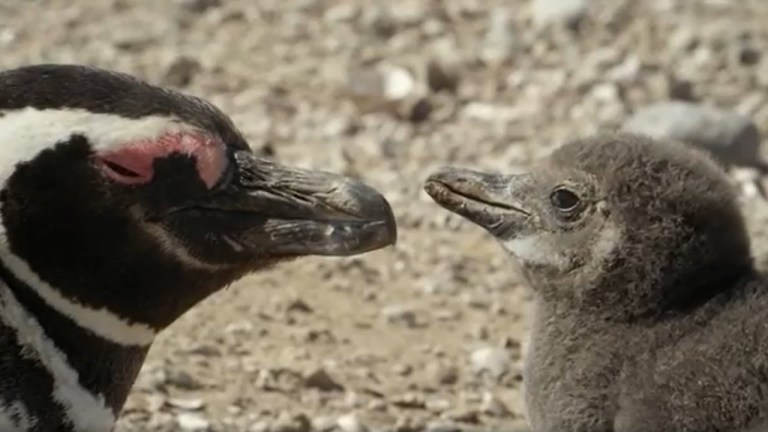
[425,132,768,432]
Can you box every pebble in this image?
[425,421,462,432]
[470,346,510,379]
[286,298,314,313]
[176,412,211,431]
[531,0,587,28]
[446,408,481,424]
[479,7,517,65]
[480,392,512,417]
[434,308,462,321]
[162,56,202,88]
[393,363,413,376]
[303,367,344,391]
[425,397,451,413]
[168,397,205,411]
[324,4,358,23]
[426,58,460,94]
[427,362,459,385]
[471,324,490,340]
[166,368,205,390]
[367,399,387,411]
[272,411,311,432]
[361,6,397,39]
[337,412,369,432]
[249,421,272,432]
[176,0,220,13]
[344,64,418,115]
[391,392,426,409]
[622,101,763,168]
[312,415,338,432]
[381,304,419,328]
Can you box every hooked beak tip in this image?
[335,178,398,247]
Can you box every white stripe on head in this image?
[0,398,36,432]
[0,284,115,431]
[0,107,201,180]
[0,107,228,345]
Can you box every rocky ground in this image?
[3,0,768,431]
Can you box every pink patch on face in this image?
[95,131,228,189]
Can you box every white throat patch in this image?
[0,283,115,431]
[500,224,620,270]
[0,107,227,346]
[501,233,569,269]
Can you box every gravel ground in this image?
[3,1,768,431]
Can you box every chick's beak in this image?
[424,167,532,237]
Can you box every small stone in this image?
[303,367,344,391]
[394,415,425,432]
[185,343,221,357]
[381,304,418,328]
[336,412,368,432]
[286,298,313,313]
[168,397,205,411]
[391,392,426,409]
[607,56,642,84]
[166,369,205,390]
[480,392,512,417]
[143,393,166,412]
[312,416,337,432]
[479,7,517,65]
[344,65,418,115]
[470,346,510,379]
[428,363,459,385]
[425,397,451,413]
[176,0,220,13]
[324,3,358,22]
[408,98,433,123]
[666,76,695,101]
[393,363,413,376]
[738,45,761,66]
[425,421,462,432]
[272,412,311,432]
[135,365,167,391]
[446,408,481,424]
[433,308,461,322]
[362,6,397,39]
[461,102,528,122]
[462,293,490,309]
[367,399,387,411]
[224,320,254,335]
[622,101,763,169]
[176,412,211,431]
[531,0,587,29]
[472,324,490,340]
[249,420,271,432]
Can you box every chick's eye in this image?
[550,187,580,211]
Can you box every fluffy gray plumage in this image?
[425,133,768,432]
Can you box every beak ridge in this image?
[231,151,397,256]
